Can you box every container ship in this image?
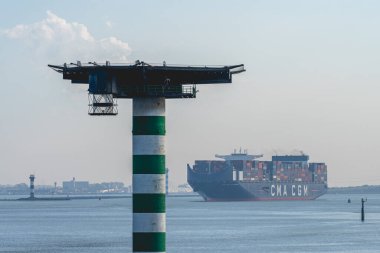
[187,150,327,201]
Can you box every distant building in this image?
[88,182,125,193]
[62,177,89,193]
[0,179,127,195]
[177,183,193,193]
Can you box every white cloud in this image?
[105,21,113,29]
[2,11,131,62]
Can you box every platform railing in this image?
[126,84,196,98]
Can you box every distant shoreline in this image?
[328,185,380,194]
[0,186,379,199]
[0,192,198,201]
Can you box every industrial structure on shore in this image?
[16,175,70,201]
[49,60,244,253]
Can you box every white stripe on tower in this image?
[133,213,166,232]
[133,136,165,155]
[133,174,166,194]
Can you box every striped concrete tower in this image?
[29,174,35,199]
[133,97,166,253]
[166,168,169,195]
[49,61,244,253]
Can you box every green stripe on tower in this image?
[133,97,166,253]
[133,232,166,252]
[133,193,166,213]
[133,116,165,135]
[133,155,165,174]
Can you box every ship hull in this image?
[189,181,327,201]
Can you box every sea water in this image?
[0,194,379,253]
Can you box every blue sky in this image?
[1,1,380,187]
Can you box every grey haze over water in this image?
[1,1,380,187]
[1,194,379,252]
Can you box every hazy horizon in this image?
[1,1,380,187]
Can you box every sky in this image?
[0,0,379,187]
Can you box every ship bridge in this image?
[215,149,263,161]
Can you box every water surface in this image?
[0,194,379,252]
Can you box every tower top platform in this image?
[48,61,245,99]
[48,61,244,85]
[48,60,245,114]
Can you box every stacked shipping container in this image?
[193,160,228,174]
[193,156,327,184]
[309,163,328,184]
[272,161,311,182]
[243,161,272,181]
